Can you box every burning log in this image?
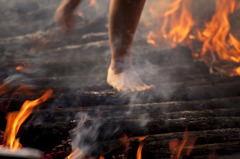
[19,122,75,151]
[15,95,240,158]
[139,128,240,159]
[79,128,240,159]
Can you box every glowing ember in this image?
[16,66,24,71]
[197,0,240,65]
[169,128,197,159]
[147,0,194,47]
[3,89,53,150]
[192,53,200,58]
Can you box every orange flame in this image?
[3,89,53,150]
[169,128,197,159]
[67,148,85,159]
[235,67,240,75]
[197,0,240,64]
[147,0,194,47]
[136,136,147,159]
[67,148,79,159]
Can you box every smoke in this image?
[70,112,102,156]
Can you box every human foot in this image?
[55,0,81,33]
[107,65,154,92]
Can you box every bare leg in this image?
[55,0,153,91]
[107,0,154,92]
[55,0,82,33]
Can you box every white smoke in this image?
[70,112,102,156]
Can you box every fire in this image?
[235,67,240,75]
[147,0,194,47]
[136,136,147,159]
[147,31,158,47]
[169,128,197,159]
[146,0,240,75]
[88,0,96,7]
[197,0,240,65]
[3,89,53,150]
[67,148,81,159]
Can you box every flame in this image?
[235,67,240,75]
[136,136,147,159]
[197,0,240,64]
[147,0,194,47]
[67,148,83,159]
[3,89,53,150]
[88,0,96,7]
[169,128,197,159]
[147,31,158,46]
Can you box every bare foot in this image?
[107,65,154,92]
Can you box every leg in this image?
[107,0,154,92]
[55,0,82,33]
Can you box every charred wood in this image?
[19,121,76,151]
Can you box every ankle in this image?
[110,58,132,74]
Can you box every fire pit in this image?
[1,0,240,158]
